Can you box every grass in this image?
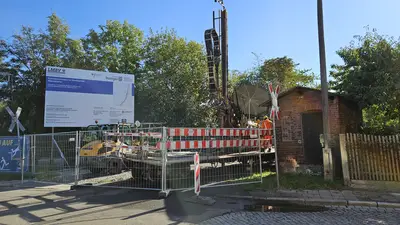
[241,171,346,191]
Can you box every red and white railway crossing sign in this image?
[268,83,280,120]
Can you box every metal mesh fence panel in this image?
[164,128,274,191]
[31,131,78,184]
[21,126,275,193]
[77,127,164,190]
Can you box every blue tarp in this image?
[0,136,30,172]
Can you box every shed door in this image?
[302,112,323,165]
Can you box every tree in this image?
[82,20,144,73]
[0,13,86,134]
[259,56,317,91]
[362,104,399,135]
[137,29,216,126]
[230,55,317,92]
[0,41,13,101]
[330,27,400,134]
[0,14,218,134]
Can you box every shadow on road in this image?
[0,185,245,224]
[0,162,273,224]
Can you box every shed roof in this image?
[259,86,345,107]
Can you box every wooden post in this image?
[367,134,376,181]
[395,135,400,181]
[363,134,372,180]
[377,135,384,181]
[346,133,354,180]
[339,134,350,185]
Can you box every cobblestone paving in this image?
[200,207,400,225]
[249,189,400,203]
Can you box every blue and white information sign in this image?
[44,66,135,127]
[0,136,30,172]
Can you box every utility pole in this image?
[221,10,228,127]
[317,0,333,180]
[215,0,229,127]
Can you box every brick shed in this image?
[260,86,362,176]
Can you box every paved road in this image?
[0,184,245,225]
[1,183,399,225]
[200,207,400,225]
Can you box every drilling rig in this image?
[205,0,237,128]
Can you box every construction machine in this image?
[79,122,163,174]
[205,3,275,165]
[205,6,269,128]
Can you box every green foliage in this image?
[362,104,400,134]
[0,13,83,134]
[230,54,317,91]
[82,20,144,73]
[260,56,317,90]
[331,27,400,134]
[0,13,216,134]
[331,27,400,108]
[137,29,216,126]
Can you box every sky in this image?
[1,0,400,76]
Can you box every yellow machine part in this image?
[80,140,120,157]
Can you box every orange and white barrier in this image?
[155,139,272,150]
[194,152,200,196]
[106,128,273,151]
[168,128,272,137]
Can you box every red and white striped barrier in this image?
[194,152,200,196]
[105,128,273,151]
[155,139,272,150]
[168,128,272,137]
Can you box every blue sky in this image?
[1,0,400,76]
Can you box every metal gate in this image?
[30,131,78,184]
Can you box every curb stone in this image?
[377,202,400,208]
[267,197,305,204]
[215,194,400,208]
[0,180,70,190]
[347,200,377,207]
[0,180,23,187]
[306,198,348,206]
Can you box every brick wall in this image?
[275,89,341,165]
[272,88,362,177]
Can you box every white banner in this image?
[44,66,135,127]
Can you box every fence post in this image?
[339,134,350,185]
[33,134,36,174]
[272,119,280,189]
[21,134,25,184]
[74,131,80,186]
[159,126,170,198]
